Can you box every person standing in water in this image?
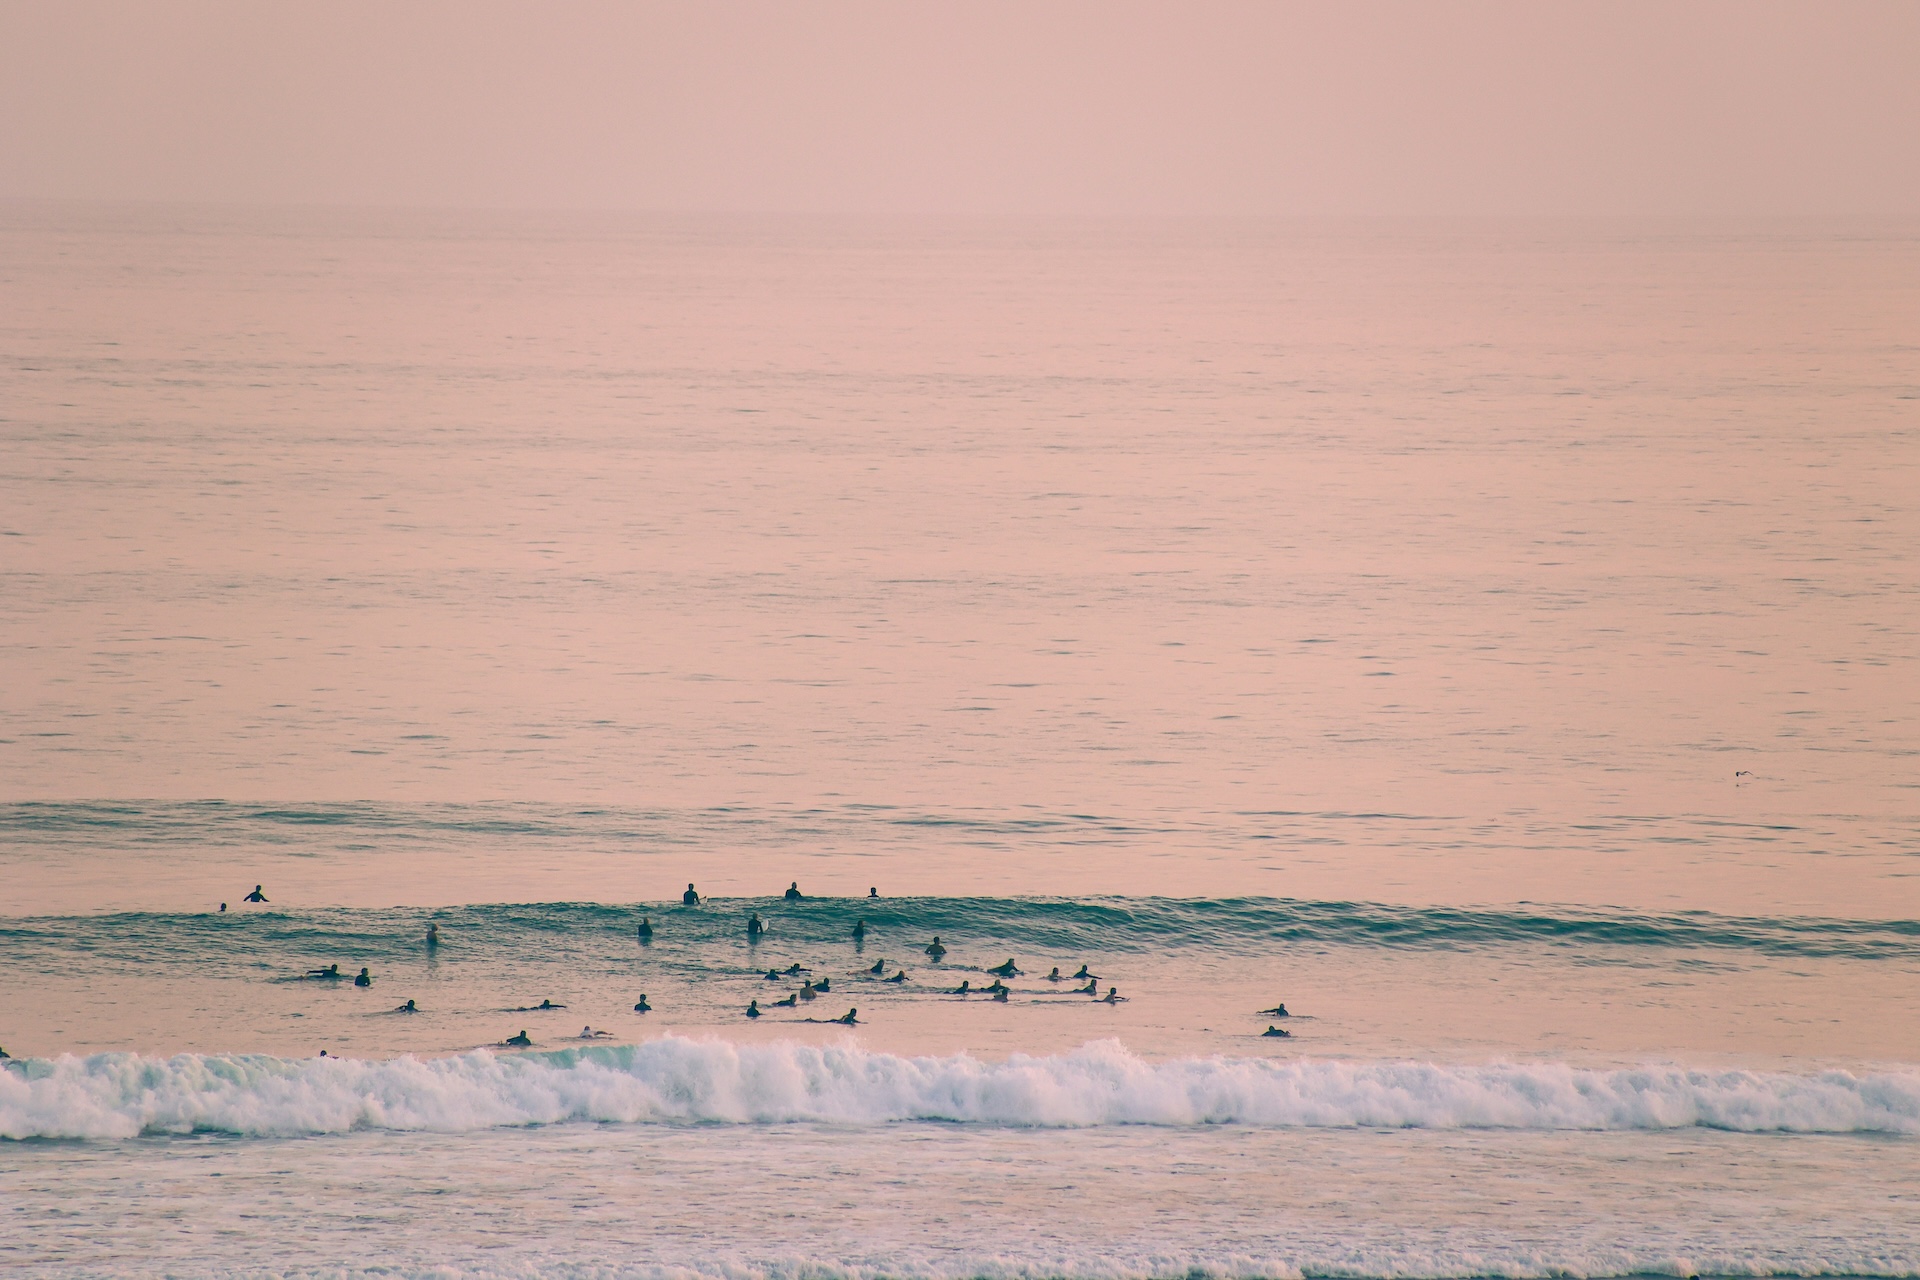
[426,924,440,949]
[633,994,651,1012]
[683,884,701,905]
[868,887,879,898]
[637,917,653,942]
[243,885,268,903]
[924,937,946,960]
[218,903,227,913]
[784,882,804,901]
[852,919,867,943]
[745,999,762,1018]
[354,968,372,987]
[747,912,765,940]
[393,999,418,1013]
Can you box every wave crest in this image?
[4,1037,1916,1140]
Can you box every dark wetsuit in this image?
[683,885,700,905]
[244,887,268,903]
[784,883,803,901]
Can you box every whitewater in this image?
[7,1038,1919,1140]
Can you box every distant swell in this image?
[5,1037,1916,1140]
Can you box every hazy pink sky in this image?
[2,0,1916,216]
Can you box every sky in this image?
[2,0,1918,217]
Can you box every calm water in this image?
[1,205,1917,1276]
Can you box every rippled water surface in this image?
[2,207,1917,1276]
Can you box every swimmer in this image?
[579,1026,612,1040]
[354,968,372,987]
[244,885,268,903]
[1074,980,1098,995]
[772,992,799,1008]
[637,917,653,941]
[868,887,879,898]
[988,959,1022,978]
[633,994,652,1013]
[393,999,418,1014]
[1258,1003,1290,1018]
[884,969,908,983]
[318,1049,328,1057]
[1045,967,1062,982]
[868,958,886,975]
[427,923,440,948]
[950,979,972,996]
[1072,965,1099,981]
[784,881,804,901]
[852,919,867,942]
[745,999,762,1018]
[799,982,818,1001]
[504,1031,533,1047]
[924,937,947,960]
[747,912,765,940]
[219,903,227,913]
[1263,1025,1290,1038]
[683,883,701,906]
[1098,987,1126,1003]
[307,963,342,979]
[835,1008,858,1025]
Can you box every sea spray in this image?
[5,1036,1917,1141]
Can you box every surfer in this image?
[683,883,701,906]
[835,1008,858,1025]
[1263,1025,1290,1037]
[745,999,762,1018]
[1073,979,1098,995]
[784,963,810,975]
[799,982,818,1001]
[784,881,804,901]
[990,987,1009,1002]
[1072,965,1098,981]
[983,979,1009,996]
[637,917,653,942]
[306,963,342,980]
[1098,987,1126,1003]
[868,887,879,898]
[868,958,886,975]
[815,977,830,992]
[219,903,227,913]
[633,994,652,1012]
[764,968,783,980]
[427,924,440,948]
[509,999,566,1011]
[852,919,867,942]
[504,1031,533,1047]
[772,992,799,1008]
[988,959,1022,977]
[579,1026,612,1039]
[949,979,972,996]
[393,999,418,1013]
[748,912,765,940]
[883,969,908,983]
[0,1046,10,1059]
[243,885,268,903]
[1045,967,1062,981]
[354,968,372,987]
[1259,1003,1290,1018]
[924,937,947,961]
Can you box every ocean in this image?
[1,205,1916,1276]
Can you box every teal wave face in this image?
[5,896,1917,972]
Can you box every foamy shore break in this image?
[4,1036,1916,1140]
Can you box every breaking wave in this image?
[5,1036,1916,1141]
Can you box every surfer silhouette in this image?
[683,884,701,905]
[243,885,268,903]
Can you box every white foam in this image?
[3,1037,1916,1140]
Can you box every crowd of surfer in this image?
[195,880,1296,1057]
